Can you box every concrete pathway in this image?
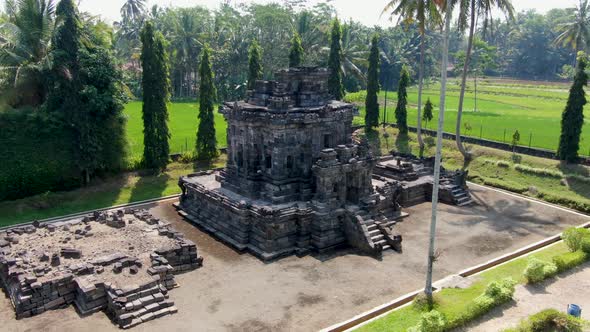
[457,261,590,331]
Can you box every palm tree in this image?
[555,0,590,67]
[382,0,442,156]
[0,0,55,107]
[121,0,145,24]
[455,0,514,162]
[424,0,449,307]
[340,21,368,84]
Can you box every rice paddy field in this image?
[124,101,228,160]
[123,77,590,159]
[348,77,590,156]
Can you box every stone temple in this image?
[177,67,472,261]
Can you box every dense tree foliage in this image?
[196,46,218,161]
[365,35,380,129]
[46,0,127,184]
[395,67,410,135]
[558,52,587,162]
[289,31,304,67]
[0,0,55,107]
[248,39,263,90]
[328,18,344,100]
[140,21,170,170]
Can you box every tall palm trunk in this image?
[417,33,426,156]
[456,0,476,162]
[425,0,451,305]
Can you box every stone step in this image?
[382,244,391,251]
[457,199,474,207]
[368,229,380,236]
[453,192,468,199]
[371,234,384,242]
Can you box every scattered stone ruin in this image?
[177,66,472,261]
[0,209,202,329]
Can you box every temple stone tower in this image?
[219,67,357,204]
[177,67,406,260]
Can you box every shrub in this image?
[562,227,590,252]
[447,278,517,329]
[536,192,590,214]
[552,251,588,273]
[514,164,563,178]
[408,310,447,332]
[412,292,439,311]
[581,237,590,254]
[496,160,510,168]
[504,308,585,332]
[524,258,558,283]
[482,178,528,194]
[483,278,517,302]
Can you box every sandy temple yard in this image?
[1,184,588,332]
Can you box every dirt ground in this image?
[1,185,588,332]
[457,261,590,331]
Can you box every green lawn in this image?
[363,127,590,214]
[124,101,228,160]
[357,242,571,331]
[348,78,590,156]
[0,158,226,227]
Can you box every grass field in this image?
[124,101,228,160]
[347,77,590,156]
[363,127,590,213]
[357,241,575,331]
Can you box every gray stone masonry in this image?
[178,67,472,261]
[0,209,202,329]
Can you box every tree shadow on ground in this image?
[558,161,590,199]
[444,187,563,238]
[394,133,412,154]
[192,158,219,173]
[0,173,129,227]
[128,170,171,204]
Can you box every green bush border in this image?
[356,233,590,332]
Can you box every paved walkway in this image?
[457,261,590,331]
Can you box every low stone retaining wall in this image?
[0,208,203,329]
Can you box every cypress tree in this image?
[140,21,170,170]
[365,35,380,129]
[289,31,304,67]
[248,39,263,90]
[328,18,344,100]
[558,52,587,162]
[395,67,410,135]
[46,0,87,181]
[423,98,434,127]
[196,46,218,161]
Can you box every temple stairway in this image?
[344,207,408,254]
[451,185,474,206]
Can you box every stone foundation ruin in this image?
[0,209,202,329]
[177,66,472,261]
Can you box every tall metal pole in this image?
[383,88,388,128]
[425,0,451,302]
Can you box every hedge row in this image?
[0,109,79,201]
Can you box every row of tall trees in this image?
[0,0,127,185]
[3,1,587,110]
